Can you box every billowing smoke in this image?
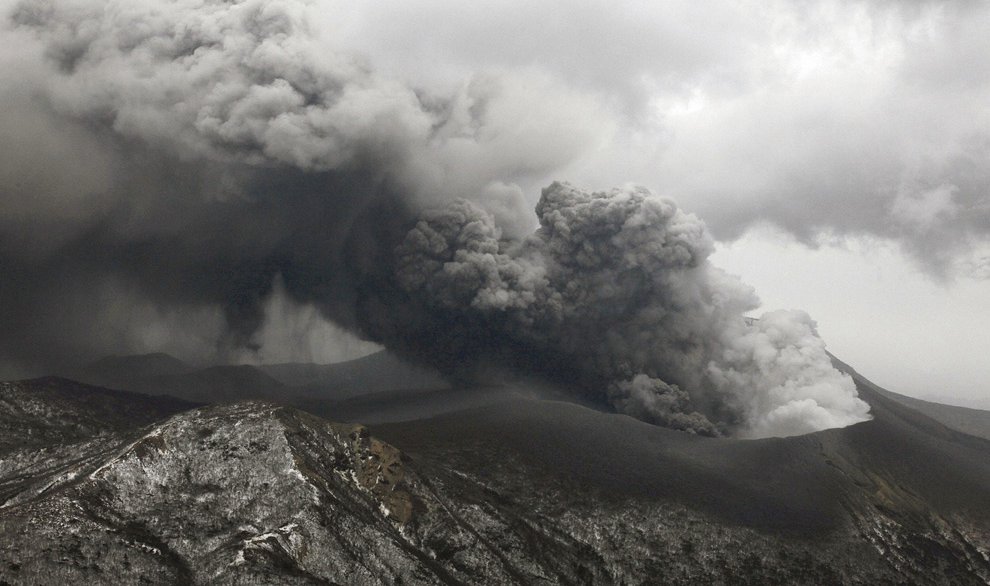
[0,0,871,437]
[0,0,595,366]
[376,184,870,437]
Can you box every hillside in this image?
[830,355,990,441]
[123,365,289,403]
[66,353,194,386]
[877,392,990,441]
[1,366,989,583]
[0,377,197,454]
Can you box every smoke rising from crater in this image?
[382,183,869,436]
[0,0,871,437]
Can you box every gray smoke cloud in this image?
[381,183,869,437]
[0,0,597,366]
[0,0,871,437]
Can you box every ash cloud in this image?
[0,0,596,368]
[383,183,869,437]
[0,0,871,437]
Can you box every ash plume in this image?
[380,183,870,437]
[0,0,578,367]
[0,0,871,437]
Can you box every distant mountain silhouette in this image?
[830,355,990,441]
[124,365,289,403]
[67,352,194,384]
[66,350,448,407]
[68,356,287,404]
[259,350,449,398]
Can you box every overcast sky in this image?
[1,0,988,407]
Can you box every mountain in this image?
[259,350,450,399]
[119,365,289,404]
[67,350,448,407]
[1,366,989,583]
[0,397,618,584]
[0,377,198,522]
[373,372,990,583]
[296,385,524,425]
[830,355,990,441]
[879,392,990,441]
[67,353,195,386]
[68,356,289,404]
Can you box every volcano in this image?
[1,357,988,585]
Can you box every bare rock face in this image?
[1,401,439,584]
[0,396,605,584]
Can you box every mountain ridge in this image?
[1,361,988,583]
[65,350,450,407]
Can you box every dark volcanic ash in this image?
[0,0,870,437]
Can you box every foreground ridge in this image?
[0,375,989,584]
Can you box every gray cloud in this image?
[613,1,990,278]
[332,0,990,278]
[9,0,988,276]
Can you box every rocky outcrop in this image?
[1,402,431,584]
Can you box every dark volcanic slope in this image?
[298,385,524,425]
[374,369,990,583]
[128,365,289,403]
[68,353,195,384]
[830,355,990,442]
[69,350,449,406]
[822,378,990,528]
[863,382,990,442]
[878,392,990,441]
[380,399,841,530]
[2,369,989,584]
[260,350,450,399]
[376,377,990,531]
